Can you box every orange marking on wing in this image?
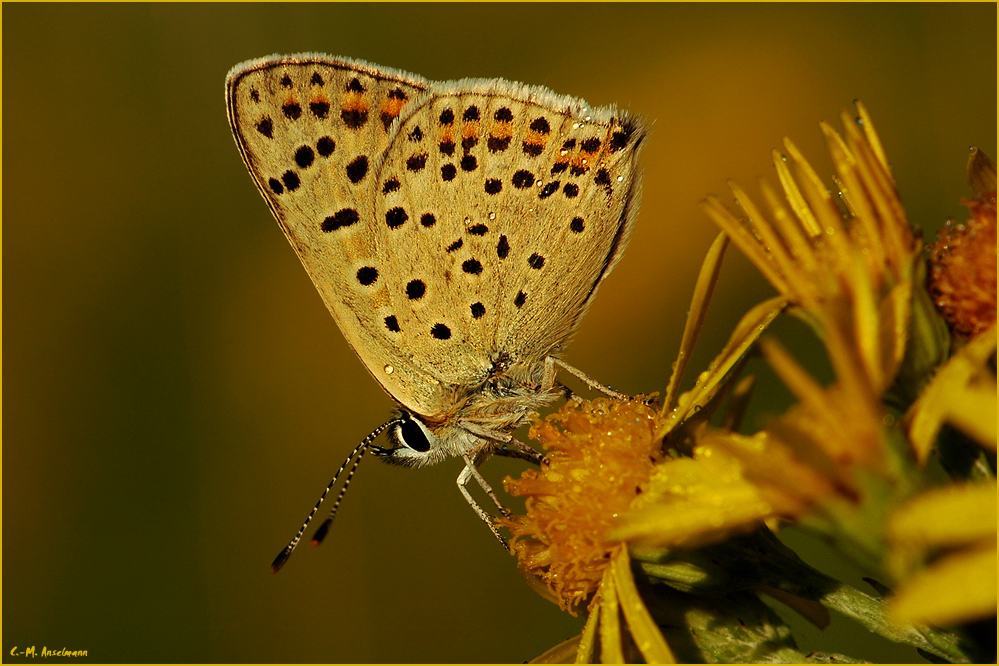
[380,96,406,119]
[490,122,512,140]
[343,92,369,114]
[522,130,549,154]
[462,120,480,139]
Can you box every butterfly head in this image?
[374,409,465,468]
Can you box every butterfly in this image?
[225,53,646,571]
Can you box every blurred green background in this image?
[4,3,996,663]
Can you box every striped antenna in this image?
[270,418,400,573]
[310,443,367,548]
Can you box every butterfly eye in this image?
[379,413,441,468]
[398,415,431,452]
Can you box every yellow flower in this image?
[503,397,662,614]
[504,102,992,663]
[691,103,929,524]
[928,148,997,341]
[702,102,921,401]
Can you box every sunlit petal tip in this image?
[854,100,891,177]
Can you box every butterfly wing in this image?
[226,54,442,411]
[368,79,646,401]
[228,56,645,420]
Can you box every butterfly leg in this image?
[457,453,510,549]
[556,382,586,403]
[491,437,544,466]
[546,356,629,400]
[462,424,544,466]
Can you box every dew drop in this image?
[617,176,624,182]
[488,212,496,220]
[384,365,394,374]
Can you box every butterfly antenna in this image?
[310,445,366,548]
[270,418,399,573]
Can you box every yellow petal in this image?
[701,196,790,294]
[533,635,581,664]
[773,147,822,238]
[879,279,912,391]
[760,177,821,287]
[612,548,676,664]
[783,136,852,263]
[575,603,599,664]
[613,449,776,548]
[663,231,729,414]
[907,325,998,463]
[855,101,892,180]
[598,561,625,664]
[657,297,787,440]
[888,480,997,547]
[612,484,771,548]
[945,381,998,448]
[888,543,997,627]
[730,180,799,285]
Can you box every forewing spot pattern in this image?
[256,117,273,138]
[282,101,302,120]
[341,84,369,128]
[316,136,335,157]
[294,146,315,169]
[380,87,409,130]
[431,324,451,340]
[356,266,379,286]
[228,56,645,419]
[346,156,369,183]
[321,208,360,232]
